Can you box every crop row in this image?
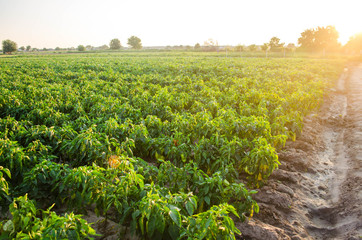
[0,55,344,238]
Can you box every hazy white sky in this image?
[0,0,360,48]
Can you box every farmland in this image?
[0,53,344,239]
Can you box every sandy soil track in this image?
[239,63,362,240]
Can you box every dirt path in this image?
[238,63,362,240]
[305,64,362,239]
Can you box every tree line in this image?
[2,26,362,54]
[1,36,142,54]
[195,26,361,55]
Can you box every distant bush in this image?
[77,45,86,51]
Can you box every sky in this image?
[0,0,361,48]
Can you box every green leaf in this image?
[2,168,11,178]
[190,197,197,209]
[204,185,209,194]
[132,210,141,219]
[3,220,14,232]
[139,217,144,235]
[23,216,30,227]
[169,209,181,227]
[167,225,179,240]
[147,214,156,237]
[155,214,165,234]
[227,205,240,218]
[185,201,194,216]
[198,218,212,239]
[204,218,212,229]
[204,196,210,205]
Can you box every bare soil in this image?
[238,63,362,240]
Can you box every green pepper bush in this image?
[0,53,344,239]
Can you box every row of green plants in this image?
[0,155,256,239]
[0,55,344,238]
[1,194,96,239]
[0,166,96,239]
[0,57,342,182]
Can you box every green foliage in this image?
[298,26,340,52]
[269,37,284,52]
[130,184,242,240]
[0,194,97,239]
[0,166,11,203]
[261,43,269,52]
[77,45,86,51]
[0,54,345,239]
[131,188,182,238]
[109,38,121,50]
[2,39,17,54]
[344,32,362,53]
[156,160,258,219]
[21,161,69,202]
[127,36,142,49]
[59,126,118,166]
[248,44,256,52]
[20,159,249,239]
[241,137,279,186]
[181,204,241,240]
[0,138,29,180]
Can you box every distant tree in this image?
[269,37,284,51]
[86,45,93,50]
[127,36,142,49]
[55,47,61,51]
[223,45,231,52]
[261,43,269,52]
[110,38,121,50]
[194,43,201,49]
[286,43,296,49]
[98,44,109,50]
[298,29,315,51]
[234,44,245,52]
[344,32,362,54]
[77,45,86,51]
[298,26,340,52]
[314,26,340,52]
[26,45,31,51]
[203,38,218,51]
[2,39,17,54]
[42,48,47,51]
[261,43,270,57]
[285,43,296,52]
[248,44,257,51]
[19,46,25,51]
